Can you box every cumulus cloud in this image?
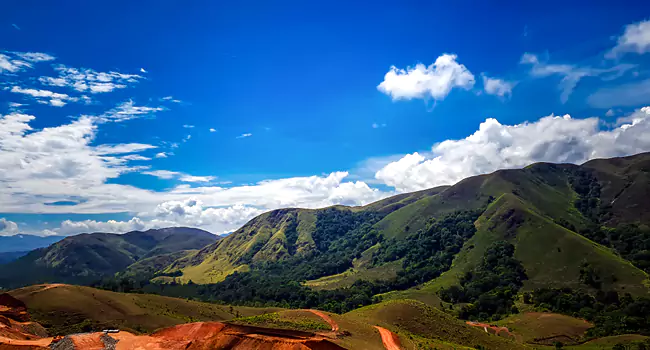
[236,133,252,139]
[153,199,263,230]
[209,128,216,132]
[521,53,635,103]
[183,125,194,128]
[375,107,650,192]
[0,218,19,236]
[481,74,515,97]
[377,54,475,101]
[155,152,168,158]
[57,217,146,235]
[39,65,142,94]
[607,19,650,58]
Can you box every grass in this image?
[495,312,592,345]
[345,299,527,350]
[304,260,402,290]
[8,284,280,336]
[231,310,330,332]
[567,334,649,349]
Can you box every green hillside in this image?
[0,227,219,288]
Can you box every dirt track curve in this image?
[373,326,401,350]
[305,309,339,332]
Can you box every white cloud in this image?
[0,51,52,74]
[140,68,147,73]
[10,86,80,107]
[377,54,475,101]
[155,152,168,158]
[153,199,263,231]
[372,123,386,129]
[161,96,182,103]
[375,106,650,192]
[97,100,165,123]
[142,170,181,179]
[606,109,616,117]
[236,133,252,139]
[607,19,650,58]
[183,124,195,128]
[39,65,142,94]
[481,74,515,97]
[0,218,19,236]
[57,217,146,235]
[521,53,635,103]
[13,52,55,62]
[180,175,215,183]
[209,128,216,132]
[94,143,156,155]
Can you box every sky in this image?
[2,1,650,236]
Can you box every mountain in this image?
[0,227,219,288]
[0,234,63,253]
[157,154,650,298]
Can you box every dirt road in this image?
[305,309,339,332]
[374,326,401,350]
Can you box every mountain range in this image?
[0,227,219,288]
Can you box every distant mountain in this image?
[0,227,219,288]
[0,251,29,264]
[0,234,63,253]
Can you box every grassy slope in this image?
[8,284,280,335]
[495,312,593,345]
[567,335,649,349]
[230,310,331,332]
[383,193,649,304]
[345,299,528,350]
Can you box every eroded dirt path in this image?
[373,326,401,350]
[305,309,339,332]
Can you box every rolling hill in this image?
[0,227,219,288]
[7,284,281,335]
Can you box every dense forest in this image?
[439,240,527,321]
[94,208,484,313]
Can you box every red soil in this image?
[0,294,52,349]
[374,326,401,350]
[106,322,346,349]
[305,310,339,332]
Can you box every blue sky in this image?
[2,1,650,236]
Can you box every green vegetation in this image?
[440,240,527,321]
[231,311,330,332]
[527,288,650,337]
